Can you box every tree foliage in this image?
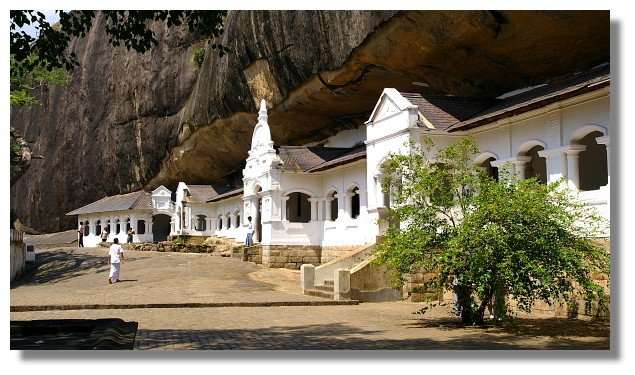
[10,55,71,106]
[10,10,230,72]
[374,136,609,325]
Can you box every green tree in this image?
[10,55,71,106]
[374,136,609,325]
[10,10,230,71]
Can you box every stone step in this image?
[314,284,335,292]
[304,289,334,299]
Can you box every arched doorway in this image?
[520,145,547,184]
[254,186,262,242]
[577,131,608,191]
[152,214,171,242]
[286,192,311,223]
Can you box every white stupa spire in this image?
[258,99,268,123]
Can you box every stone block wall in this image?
[244,245,262,263]
[403,265,443,303]
[262,245,321,269]
[403,240,611,319]
[321,245,368,264]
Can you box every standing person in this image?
[108,238,124,284]
[245,216,254,247]
[127,228,135,244]
[77,222,85,247]
[101,228,109,243]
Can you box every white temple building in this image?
[68,64,611,265]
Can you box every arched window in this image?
[126,218,131,232]
[523,146,547,184]
[83,220,90,236]
[577,131,608,191]
[95,220,102,236]
[348,186,360,219]
[329,191,338,221]
[115,219,121,234]
[235,210,241,228]
[479,157,499,182]
[218,216,223,231]
[287,192,311,223]
[226,213,231,229]
[196,215,207,231]
[137,220,146,235]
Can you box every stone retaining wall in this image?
[404,249,610,319]
[101,242,226,254]
[321,245,368,264]
[262,245,321,269]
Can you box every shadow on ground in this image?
[404,316,610,339]
[11,249,143,287]
[133,321,609,350]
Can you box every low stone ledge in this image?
[10,300,360,312]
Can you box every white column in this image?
[335,193,347,219]
[596,136,611,182]
[539,147,569,184]
[359,189,368,213]
[512,156,532,180]
[374,174,386,208]
[324,197,334,221]
[308,198,319,222]
[280,196,290,221]
[564,146,586,190]
[491,158,514,182]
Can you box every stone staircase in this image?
[304,280,335,299]
[301,244,401,302]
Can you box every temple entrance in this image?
[152,214,171,242]
[254,188,262,243]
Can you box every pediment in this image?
[367,88,416,124]
[152,185,171,197]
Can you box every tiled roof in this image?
[66,191,152,216]
[25,230,78,246]
[206,187,244,202]
[447,64,610,131]
[185,185,232,203]
[306,145,367,172]
[399,92,495,130]
[278,146,363,172]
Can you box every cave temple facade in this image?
[67,64,611,265]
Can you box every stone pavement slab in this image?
[10,247,334,309]
[10,304,609,350]
[10,247,610,350]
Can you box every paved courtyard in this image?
[10,247,610,350]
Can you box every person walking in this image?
[127,228,135,244]
[245,216,254,247]
[77,222,84,247]
[108,238,124,284]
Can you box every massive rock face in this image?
[10,10,609,233]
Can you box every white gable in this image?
[366,88,417,124]
[152,185,171,197]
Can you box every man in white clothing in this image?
[108,238,124,284]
